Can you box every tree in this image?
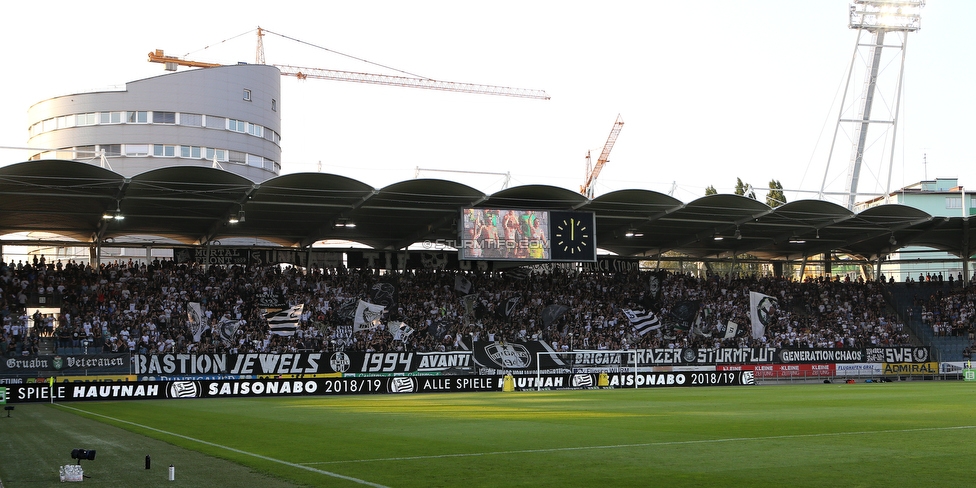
[766,179,786,208]
[734,178,756,200]
[705,185,717,196]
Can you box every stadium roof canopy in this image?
[1,160,973,261]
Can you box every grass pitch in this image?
[2,381,975,487]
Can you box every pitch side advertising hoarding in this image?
[3,371,755,403]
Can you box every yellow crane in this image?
[148,27,549,100]
[580,114,624,199]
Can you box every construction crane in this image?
[580,114,624,199]
[148,28,549,100]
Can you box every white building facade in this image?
[26,64,282,182]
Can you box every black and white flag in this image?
[541,304,569,328]
[724,321,739,339]
[454,275,473,294]
[387,321,415,341]
[266,304,303,337]
[461,294,478,324]
[353,300,386,331]
[749,292,777,339]
[187,302,209,342]
[623,309,663,336]
[501,295,522,319]
[335,325,354,347]
[218,316,243,345]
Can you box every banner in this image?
[577,256,642,274]
[471,340,567,374]
[254,291,288,309]
[346,251,495,271]
[882,362,939,375]
[173,248,342,268]
[0,354,129,375]
[864,347,930,363]
[130,351,474,376]
[2,371,755,403]
[716,363,835,378]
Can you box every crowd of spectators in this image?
[0,255,919,359]
[915,281,976,358]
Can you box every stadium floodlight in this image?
[849,0,924,32]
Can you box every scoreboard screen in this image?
[459,209,595,262]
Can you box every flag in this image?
[644,270,666,309]
[623,309,662,336]
[427,319,449,340]
[387,321,415,341]
[461,294,478,324]
[336,299,358,323]
[369,280,398,309]
[670,301,700,331]
[506,267,530,280]
[353,300,386,331]
[266,304,303,337]
[335,325,354,347]
[187,302,208,342]
[502,295,522,318]
[749,292,777,339]
[454,275,473,294]
[541,304,569,328]
[692,306,712,337]
[724,321,739,339]
[217,316,242,345]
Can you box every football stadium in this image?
[4,1,976,487]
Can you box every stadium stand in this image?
[3,257,948,361]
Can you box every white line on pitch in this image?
[57,404,390,488]
[304,424,976,465]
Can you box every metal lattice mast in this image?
[819,1,924,210]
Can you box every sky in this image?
[1,0,974,207]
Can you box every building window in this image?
[243,89,251,101]
[205,115,225,129]
[180,113,203,127]
[946,197,962,209]
[271,99,277,112]
[101,144,121,157]
[153,111,176,124]
[228,119,246,132]
[228,150,247,164]
[246,154,264,168]
[152,145,176,157]
[76,146,96,158]
[124,144,150,157]
[246,123,263,137]
[180,146,203,159]
[205,148,227,161]
[100,112,123,124]
[76,113,97,126]
[127,111,148,124]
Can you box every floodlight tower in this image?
[820,1,924,210]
